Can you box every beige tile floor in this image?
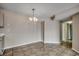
[3,42,79,56]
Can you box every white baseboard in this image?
[4,40,42,49]
[44,41,60,44]
[4,41,60,49]
[72,48,79,53]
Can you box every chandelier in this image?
[29,8,38,22]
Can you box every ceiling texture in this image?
[0,3,79,21]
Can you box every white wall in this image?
[0,9,41,49]
[0,9,60,49]
[44,20,60,43]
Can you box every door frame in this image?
[60,17,72,44]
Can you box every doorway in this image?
[60,20,72,48]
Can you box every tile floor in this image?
[3,42,79,56]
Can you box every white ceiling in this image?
[0,3,79,21]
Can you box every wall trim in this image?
[44,41,60,44]
[4,40,42,49]
[4,41,60,49]
[72,48,79,53]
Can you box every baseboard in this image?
[4,41,60,49]
[44,41,60,44]
[4,40,42,49]
[72,48,79,53]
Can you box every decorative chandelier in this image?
[29,8,38,22]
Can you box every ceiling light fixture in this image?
[29,8,38,22]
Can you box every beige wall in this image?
[72,13,79,53]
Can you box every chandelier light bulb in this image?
[29,17,32,21]
[33,17,38,22]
